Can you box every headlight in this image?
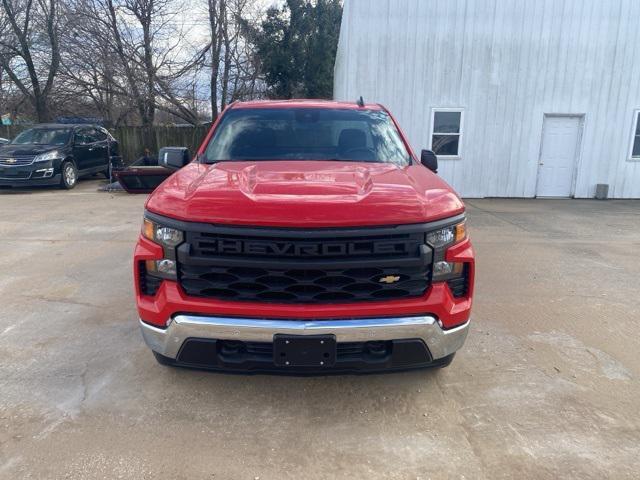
[142,218,183,282]
[33,150,61,162]
[427,219,467,283]
[426,221,466,248]
[142,218,184,247]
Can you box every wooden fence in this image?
[0,124,210,165]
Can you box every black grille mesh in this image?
[0,155,34,166]
[0,170,31,179]
[222,341,389,359]
[177,228,432,304]
[179,264,429,303]
[205,339,391,359]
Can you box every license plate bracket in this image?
[273,334,337,367]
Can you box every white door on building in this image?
[536,115,583,197]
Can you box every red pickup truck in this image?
[135,99,474,373]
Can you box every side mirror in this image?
[420,149,438,173]
[159,147,190,170]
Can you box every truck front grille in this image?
[176,225,433,304]
[180,263,429,303]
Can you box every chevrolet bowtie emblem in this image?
[378,275,401,284]
[6,158,16,164]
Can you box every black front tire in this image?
[153,351,177,367]
[60,161,78,189]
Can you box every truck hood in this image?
[145,161,464,227]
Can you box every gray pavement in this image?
[0,180,639,479]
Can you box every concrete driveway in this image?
[1,180,638,479]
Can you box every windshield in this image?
[203,108,411,166]
[11,128,72,146]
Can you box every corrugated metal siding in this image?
[334,0,640,198]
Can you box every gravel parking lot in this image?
[1,180,639,479]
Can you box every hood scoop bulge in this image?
[236,163,375,199]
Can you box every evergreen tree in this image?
[253,0,343,99]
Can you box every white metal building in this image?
[333,0,640,198]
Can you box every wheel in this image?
[60,161,78,189]
[153,351,176,367]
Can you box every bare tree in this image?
[60,2,138,125]
[103,0,159,127]
[208,0,224,120]
[226,0,264,102]
[0,0,265,125]
[65,0,196,126]
[0,0,63,122]
[208,0,264,120]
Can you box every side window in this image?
[430,109,463,157]
[75,129,91,145]
[84,128,99,143]
[94,128,108,142]
[631,110,640,160]
[76,128,99,145]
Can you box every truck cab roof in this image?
[229,99,384,111]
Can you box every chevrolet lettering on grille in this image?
[205,238,413,257]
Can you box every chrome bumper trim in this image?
[140,315,470,361]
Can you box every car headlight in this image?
[426,220,467,282]
[142,218,184,247]
[426,221,466,249]
[33,150,61,162]
[141,218,183,282]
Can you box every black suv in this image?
[0,124,119,189]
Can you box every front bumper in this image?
[0,173,61,187]
[140,314,470,373]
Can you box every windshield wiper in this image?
[201,158,385,164]
[202,158,271,164]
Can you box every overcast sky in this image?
[176,0,283,49]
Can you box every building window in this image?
[430,109,463,157]
[631,110,640,160]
